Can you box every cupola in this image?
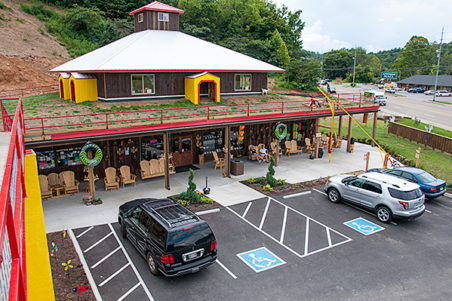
[129,1,184,32]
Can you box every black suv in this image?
[118,198,217,277]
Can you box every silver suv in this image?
[324,172,425,223]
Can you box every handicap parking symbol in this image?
[344,217,384,236]
[237,247,286,273]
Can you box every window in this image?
[348,178,365,188]
[158,12,169,22]
[401,172,418,183]
[388,187,423,200]
[363,181,382,194]
[138,13,143,23]
[387,170,402,177]
[235,74,251,91]
[138,211,150,233]
[417,171,436,183]
[131,207,143,225]
[131,74,155,95]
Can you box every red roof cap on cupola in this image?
[129,1,184,15]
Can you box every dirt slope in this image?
[0,0,70,90]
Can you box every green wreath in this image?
[79,143,103,167]
[274,123,288,140]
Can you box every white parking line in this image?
[84,232,113,253]
[117,282,141,301]
[76,226,93,238]
[283,191,311,199]
[99,263,130,287]
[69,229,103,301]
[425,209,432,213]
[259,198,271,230]
[280,206,288,244]
[91,246,121,269]
[227,197,352,259]
[304,218,310,255]
[242,202,252,218]
[312,188,326,196]
[326,228,332,247]
[108,223,154,301]
[216,260,237,279]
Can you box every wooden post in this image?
[347,116,353,153]
[363,113,368,124]
[371,112,378,147]
[88,166,95,200]
[224,126,231,177]
[338,115,343,138]
[315,118,320,134]
[315,132,321,159]
[415,148,421,168]
[163,132,170,190]
[364,152,370,171]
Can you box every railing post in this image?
[207,107,210,120]
[247,103,250,116]
[160,110,163,124]
[41,118,44,135]
[359,94,362,108]
[281,102,284,114]
[106,114,109,129]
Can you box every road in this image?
[334,83,452,131]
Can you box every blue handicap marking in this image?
[344,217,385,236]
[237,247,286,273]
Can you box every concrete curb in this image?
[196,208,220,216]
[444,192,452,199]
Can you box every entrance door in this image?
[70,80,76,102]
[60,79,64,99]
[171,135,193,167]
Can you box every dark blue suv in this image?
[118,198,217,277]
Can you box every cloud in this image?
[302,20,352,53]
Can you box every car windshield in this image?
[417,172,436,183]
[388,187,423,200]
[167,223,214,251]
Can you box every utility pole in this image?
[433,27,444,102]
[352,47,357,87]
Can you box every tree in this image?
[276,42,290,69]
[394,36,435,78]
[323,49,353,79]
[285,58,321,90]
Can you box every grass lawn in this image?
[397,117,452,138]
[320,117,452,186]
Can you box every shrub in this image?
[266,157,277,187]
[177,200,187,207]
[254,177,266,183]
[263,184,274,192]
[246,178,256,184]
[177,169,201,203]
[276,179,286,185]
[200,196,214,204]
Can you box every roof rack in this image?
[146,202,200,228]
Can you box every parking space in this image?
[71,192,452,301]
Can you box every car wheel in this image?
[327,188,341,203]
[376,206,392,223]
[147,252,160,276]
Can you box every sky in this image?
[272,0,452,53]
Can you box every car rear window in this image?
[417,172,436,183]
[388,187,423,200]
[167,223,214,251]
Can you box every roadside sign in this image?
[237,247,285,273]
[343,217,384,236]
[381,72,397,80]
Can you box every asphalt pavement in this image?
[71,190,452,301]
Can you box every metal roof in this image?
[51,30,283,73]
[397,75,452,87]
[129,1,184,15]
[70,73,95,79]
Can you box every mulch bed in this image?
[242,170,364,196]
[189,200,222,212]
[47,231,96,301]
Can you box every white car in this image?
[436,90,452,97]
[424,90,436,95]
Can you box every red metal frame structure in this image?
[0,98,27,301]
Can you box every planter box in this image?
[231,160,244,176]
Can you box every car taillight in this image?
[161,254,174,264]
[210,240,217,251]
[430,187,437,192]
[399,201,409,210]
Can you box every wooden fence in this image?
[388,121,452,154]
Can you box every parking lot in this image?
[71,190,452,301]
